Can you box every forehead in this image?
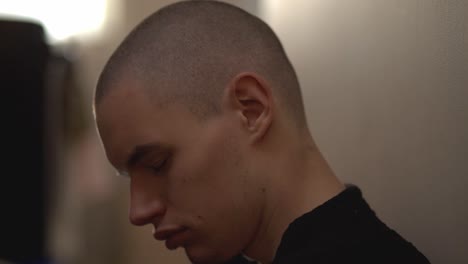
[95,80,198,169]
[96,80,149,134]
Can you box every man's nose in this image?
[128,176,167,226]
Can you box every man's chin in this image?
[184,245,231,264]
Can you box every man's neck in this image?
[242,145,345,263]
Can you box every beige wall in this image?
[66,0,467,263]
[263,1,468,263]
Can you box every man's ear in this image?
[225,72,273,143]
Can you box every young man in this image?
[94,1,430,263]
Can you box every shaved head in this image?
[93,2,356,263]
[96,0,306,125]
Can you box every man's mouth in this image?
[153,225,189,250]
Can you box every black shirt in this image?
[227,185,430,263]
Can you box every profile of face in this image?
[96,75,272,263]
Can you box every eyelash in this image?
[149,158,169,173]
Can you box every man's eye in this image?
[149,158,168,173]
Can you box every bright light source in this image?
[0,0,107,42]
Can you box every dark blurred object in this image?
[0,20,51,263]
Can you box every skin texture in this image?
[95,73,344,263]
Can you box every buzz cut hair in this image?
[95,0,306,126]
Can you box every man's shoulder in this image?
[272,185,430,263]
[274,234,430,263]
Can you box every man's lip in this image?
[153,225,187,241]
[165,228,189,250]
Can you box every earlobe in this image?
[226,73,273,143]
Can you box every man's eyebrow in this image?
[125,142,165,171]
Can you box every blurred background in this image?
[0,0,467,263]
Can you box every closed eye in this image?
[148,157,169,174]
